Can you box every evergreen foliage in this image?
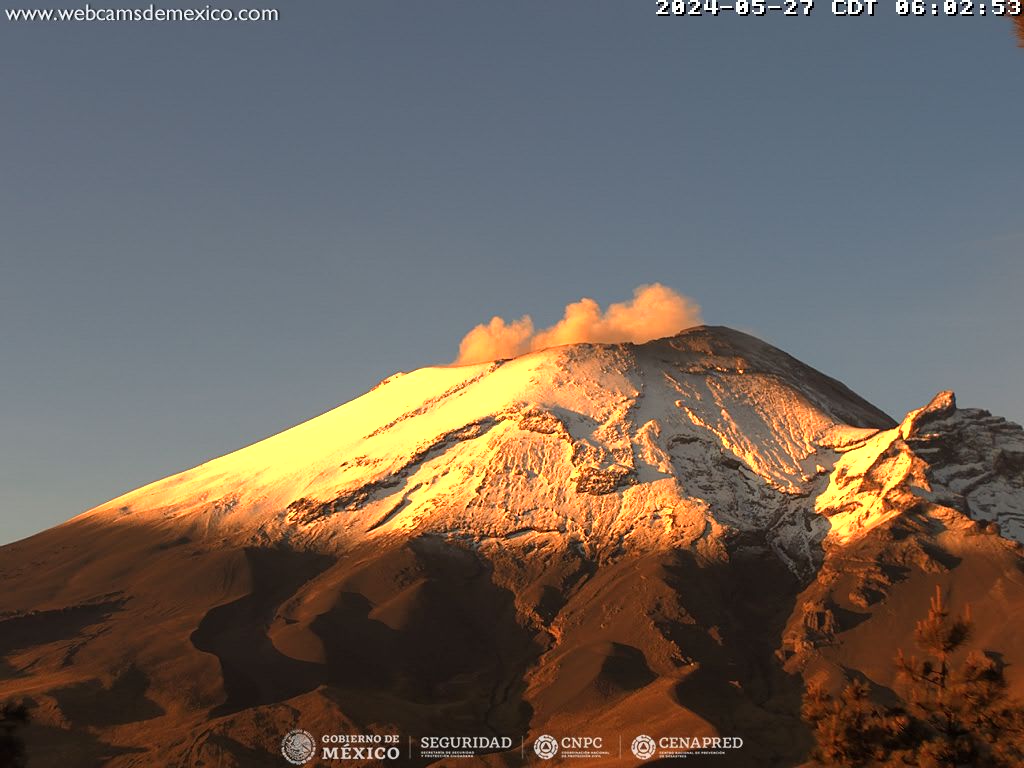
[802,585,1024,767]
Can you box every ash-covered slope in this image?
[1,326,1022,768]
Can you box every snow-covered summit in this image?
[78,327,1021,568]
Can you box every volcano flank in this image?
[2,326,1023,767]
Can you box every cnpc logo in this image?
[533,734,605,760]
[533,735,559,759]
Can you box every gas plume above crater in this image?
[454,283,703,365]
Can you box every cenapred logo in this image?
[631,734,657,760]
[630,734,744,760]
[533,734,559,759]
[280,729,316,765]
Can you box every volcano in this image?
[2,326,1023,767]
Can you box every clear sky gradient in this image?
[1,3,1021,544]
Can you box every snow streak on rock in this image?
[817,391,1024,545]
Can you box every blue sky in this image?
[1,3,1021,544]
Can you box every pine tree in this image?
[890,585,1024,765]
[802,585,1024,767]
[801,679,910,766]
[894,586,973,750]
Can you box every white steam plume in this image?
[455,284,702,365]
